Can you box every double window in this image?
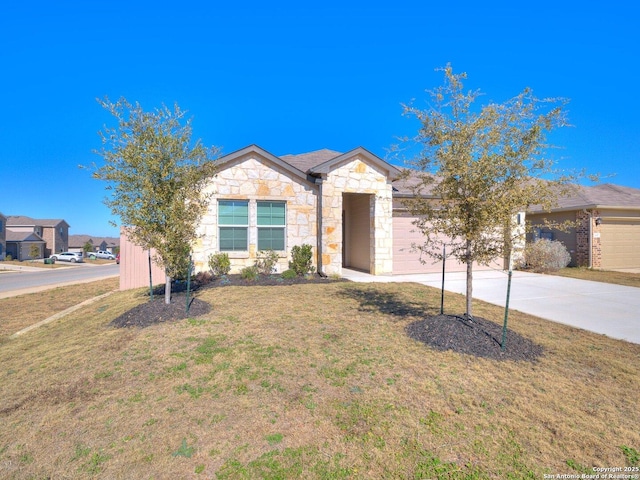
[219,200,286,252]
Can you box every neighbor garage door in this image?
[392,215,499,274]
[599,219,640,270]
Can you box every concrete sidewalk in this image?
[342,269,640,345]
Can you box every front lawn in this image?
[0,281,638,478]
[553,267,640,288]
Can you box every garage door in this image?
[393,216,498,274]
[600,219,640,270]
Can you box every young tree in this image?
[29,243,41,259]
[401,65,575,320]
[83,241,94,257]
[91,97,218,304]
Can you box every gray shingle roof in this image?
[531,183,640,211]
[6,216,68,227]
[6,231,44,242]
[280,149,343,172]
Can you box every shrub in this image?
[193,271,214,286]
[208,252,231,277]
[254,250,279,275]
[281,269,297,279]
[5,254,12,261]
[524,239,571,272]
[240,265,259,281]
[289,244,315,276]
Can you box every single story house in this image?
[6,216,69,257]
[121,145,506,290]
[527,183,640,270]
[0,212,6,260]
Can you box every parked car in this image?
[89,250,116,260]
[50,252,84,263]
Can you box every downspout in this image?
[313,176,326,276]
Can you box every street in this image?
[0,264,119,298]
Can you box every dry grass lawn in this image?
[553,267,640,288]
[0,278,119,339]
[0,280,638,479]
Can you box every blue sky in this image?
[1,1,638,237]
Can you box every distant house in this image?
[6,216,69,258]
[0,212,6,260]
[68,235,119,255]
[527,184,640,270]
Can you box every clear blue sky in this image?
[1,1,638,237]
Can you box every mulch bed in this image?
[406,314,544,362]
[110,293,212,328]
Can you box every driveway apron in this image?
[341,269,640,345]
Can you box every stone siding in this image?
[193,155,318,274]
[320,156,393,276]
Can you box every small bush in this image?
[255,250,279,275]
[524,239,571,272]
[5,254,13,261]
[193,271,214,286]
[281,269,297,279]
[289,244,315,276]
[240,265,259,281]
[208,252,231,277]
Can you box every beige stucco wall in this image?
[320,156,393,276]
[193,154,319,274]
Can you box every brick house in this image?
[6,216,69,258]
[527,184,640,270]
[120,145,508,289]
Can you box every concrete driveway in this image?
[342,269,640,345]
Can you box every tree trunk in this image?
[164,272,171,305]
[466,239,473,320]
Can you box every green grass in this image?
[0,280,638,478]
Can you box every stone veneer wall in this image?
[320,157,393,276]
[193,155,318,274]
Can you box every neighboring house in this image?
[68,235,119,255]
[121,145,506,290]
[527,184,640,270]
[6,216,69,258]
[5,230,46,260]
[0,212,6,260]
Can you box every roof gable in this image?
[308,147,401,179]
[215,145,311,183]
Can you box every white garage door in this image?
[600,220,640,270]
[392,216,498,274]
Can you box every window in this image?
[257,201,285,250]
[219,200,248,251]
